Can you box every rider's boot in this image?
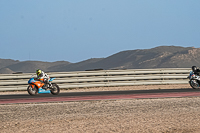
[43,84,48,90]
[43,79,50,90]
[48,83,52,88]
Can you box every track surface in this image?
[1,88,200,104]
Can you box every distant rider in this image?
[36,69,51,89]
[192,66,200,76]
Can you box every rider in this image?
[192,66,200,75]
[36,69,51,89]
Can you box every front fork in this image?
[30,84,35,88]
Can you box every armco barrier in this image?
[0,68,191,91]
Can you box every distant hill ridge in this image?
[0,46,199,74]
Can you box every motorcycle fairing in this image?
[188,71,198,80]
[38,88,51,94]
[28,77,50,93]
[49,78,55,82]
[28,78,35,84]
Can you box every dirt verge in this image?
[1,84,199,133]
[1,97,200,133]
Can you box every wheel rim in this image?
[29,86,37,94]
[191,80,199,88]
[52,85,58,93]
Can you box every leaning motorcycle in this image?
[187,71,200,89]
[27,75,60,96]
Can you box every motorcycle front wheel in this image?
[189,80,200,89]
[27,85,38,96]
[50,83,60,95]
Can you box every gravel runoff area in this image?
[1,84,200,133]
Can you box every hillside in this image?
[0,46,199,74]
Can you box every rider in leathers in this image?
[192,66,200,76]
[36,69,51,89]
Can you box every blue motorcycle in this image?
[27,76,60,96]
[188,71,200,89]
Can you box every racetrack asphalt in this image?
[1,88,200,104]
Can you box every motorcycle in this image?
[27,75,60,96]
[187,71,200,89]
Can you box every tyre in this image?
[27,85,38,96]
[189,80,200,89]
[50,83,60,95]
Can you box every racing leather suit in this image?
[37,71,50,89]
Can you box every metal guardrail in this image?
[0,68,191,91]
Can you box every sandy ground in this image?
[1,84,200,133]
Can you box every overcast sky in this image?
[0,0,200,63]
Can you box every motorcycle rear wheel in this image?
[189,80,200,89]
[27,85,38,96]
[50,83,60,95]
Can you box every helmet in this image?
[192,66,197,72]
[36,69,42,76]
